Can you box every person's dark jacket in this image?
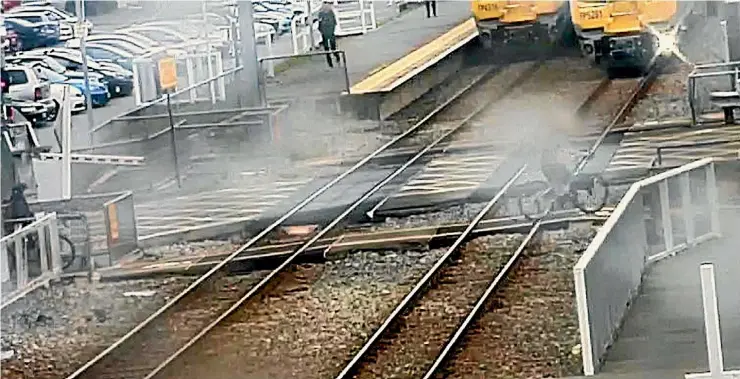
[317,7,337,36]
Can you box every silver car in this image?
[5,64,57,118]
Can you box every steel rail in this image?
[142,63,532,379]
[574,61,661,175]
[333,165,528,379]
[64,65,499,379]
[422,60,665,379]
[421,217,544,379]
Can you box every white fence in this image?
[1,213,64,307]
[333,0,377,36]
[574,157,722,376]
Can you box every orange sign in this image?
[158,57,178,91]
[108,203,120,242]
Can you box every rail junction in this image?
[2,2,740,379]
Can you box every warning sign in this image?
[158,57,178,92]
[108,203,120,242]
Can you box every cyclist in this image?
[3,183,34,234]
[539,141,580,209]
[2,183,39,277]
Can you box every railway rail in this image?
[59,57,539,379]
[47,51,666,379]
[330,56,663,379]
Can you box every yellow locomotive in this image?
[570,0,679,72]
[471,1,571,48]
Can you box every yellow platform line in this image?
[350,18,479,95]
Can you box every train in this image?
[471,0,684,72]
[471,1,571,49]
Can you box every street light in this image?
[74,0,96,148]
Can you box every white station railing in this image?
[574,157,722,375]
[1,213,64,308]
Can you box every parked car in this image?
[3,0,21,11]
[50,82,87,113]
[2,28,21,53]
[24,48,134,96]
[79,43,135,71]
[7,12,66,42]
[79,32,161,50]
[8,98,54,127]
[253,2,293,34]
[9,5,92,37]
[4,64,57,127]
[33,65,110,107]
[3,17,58,50]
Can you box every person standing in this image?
[317,2,341,68]
[424,0,437,18]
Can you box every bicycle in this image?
[517,171,610,221]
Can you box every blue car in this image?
[34,66,111,107]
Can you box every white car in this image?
[50,83,86,114]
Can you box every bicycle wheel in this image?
[58,235,76,270]
[570,173,609,214]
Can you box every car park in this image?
[253,2,293,34]
[2,28,21,53]
[82,43,135,71]
[4,64,57,127]
[50,82,86,113]
[9,5,92,37]
[33,65,110,107]
[4,17,58,50]
[7,9,73,40]
[23,48,134,97]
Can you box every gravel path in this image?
[153,249,446,379]
[351,234,522,379]
[437,228,597,379]
[625,64,694,124]
[1,277,191,379]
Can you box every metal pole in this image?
[699,263,725,377]
[203,0,216,104]
[75,0,96,148]
[307,0,315,50]
[721,21,731,63]
[237,0,262,106]
[166,93,182,188]
[61,86,72,199]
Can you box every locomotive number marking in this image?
[478,3,496,12]
[580,9,603,20]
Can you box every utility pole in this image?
[726,0,740,62]
[75,0,96,148]
[237,0,262,106]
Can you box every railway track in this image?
[330,58,663,379]
[55,50,663,379]
[59,57,540,379]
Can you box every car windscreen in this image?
[35,66,66,82]
[6,70,29,85]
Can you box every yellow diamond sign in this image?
[158,57,178,91]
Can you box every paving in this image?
[599,229,740,376]
[263,2,473,100]
[605,123,740,173]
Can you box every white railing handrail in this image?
[1,212,63,309]
[574,157,721,376]
[0,212,57,243]
[574,157,715,271]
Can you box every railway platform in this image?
[598,231,740,376]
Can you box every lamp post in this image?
[75,0,96,148]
